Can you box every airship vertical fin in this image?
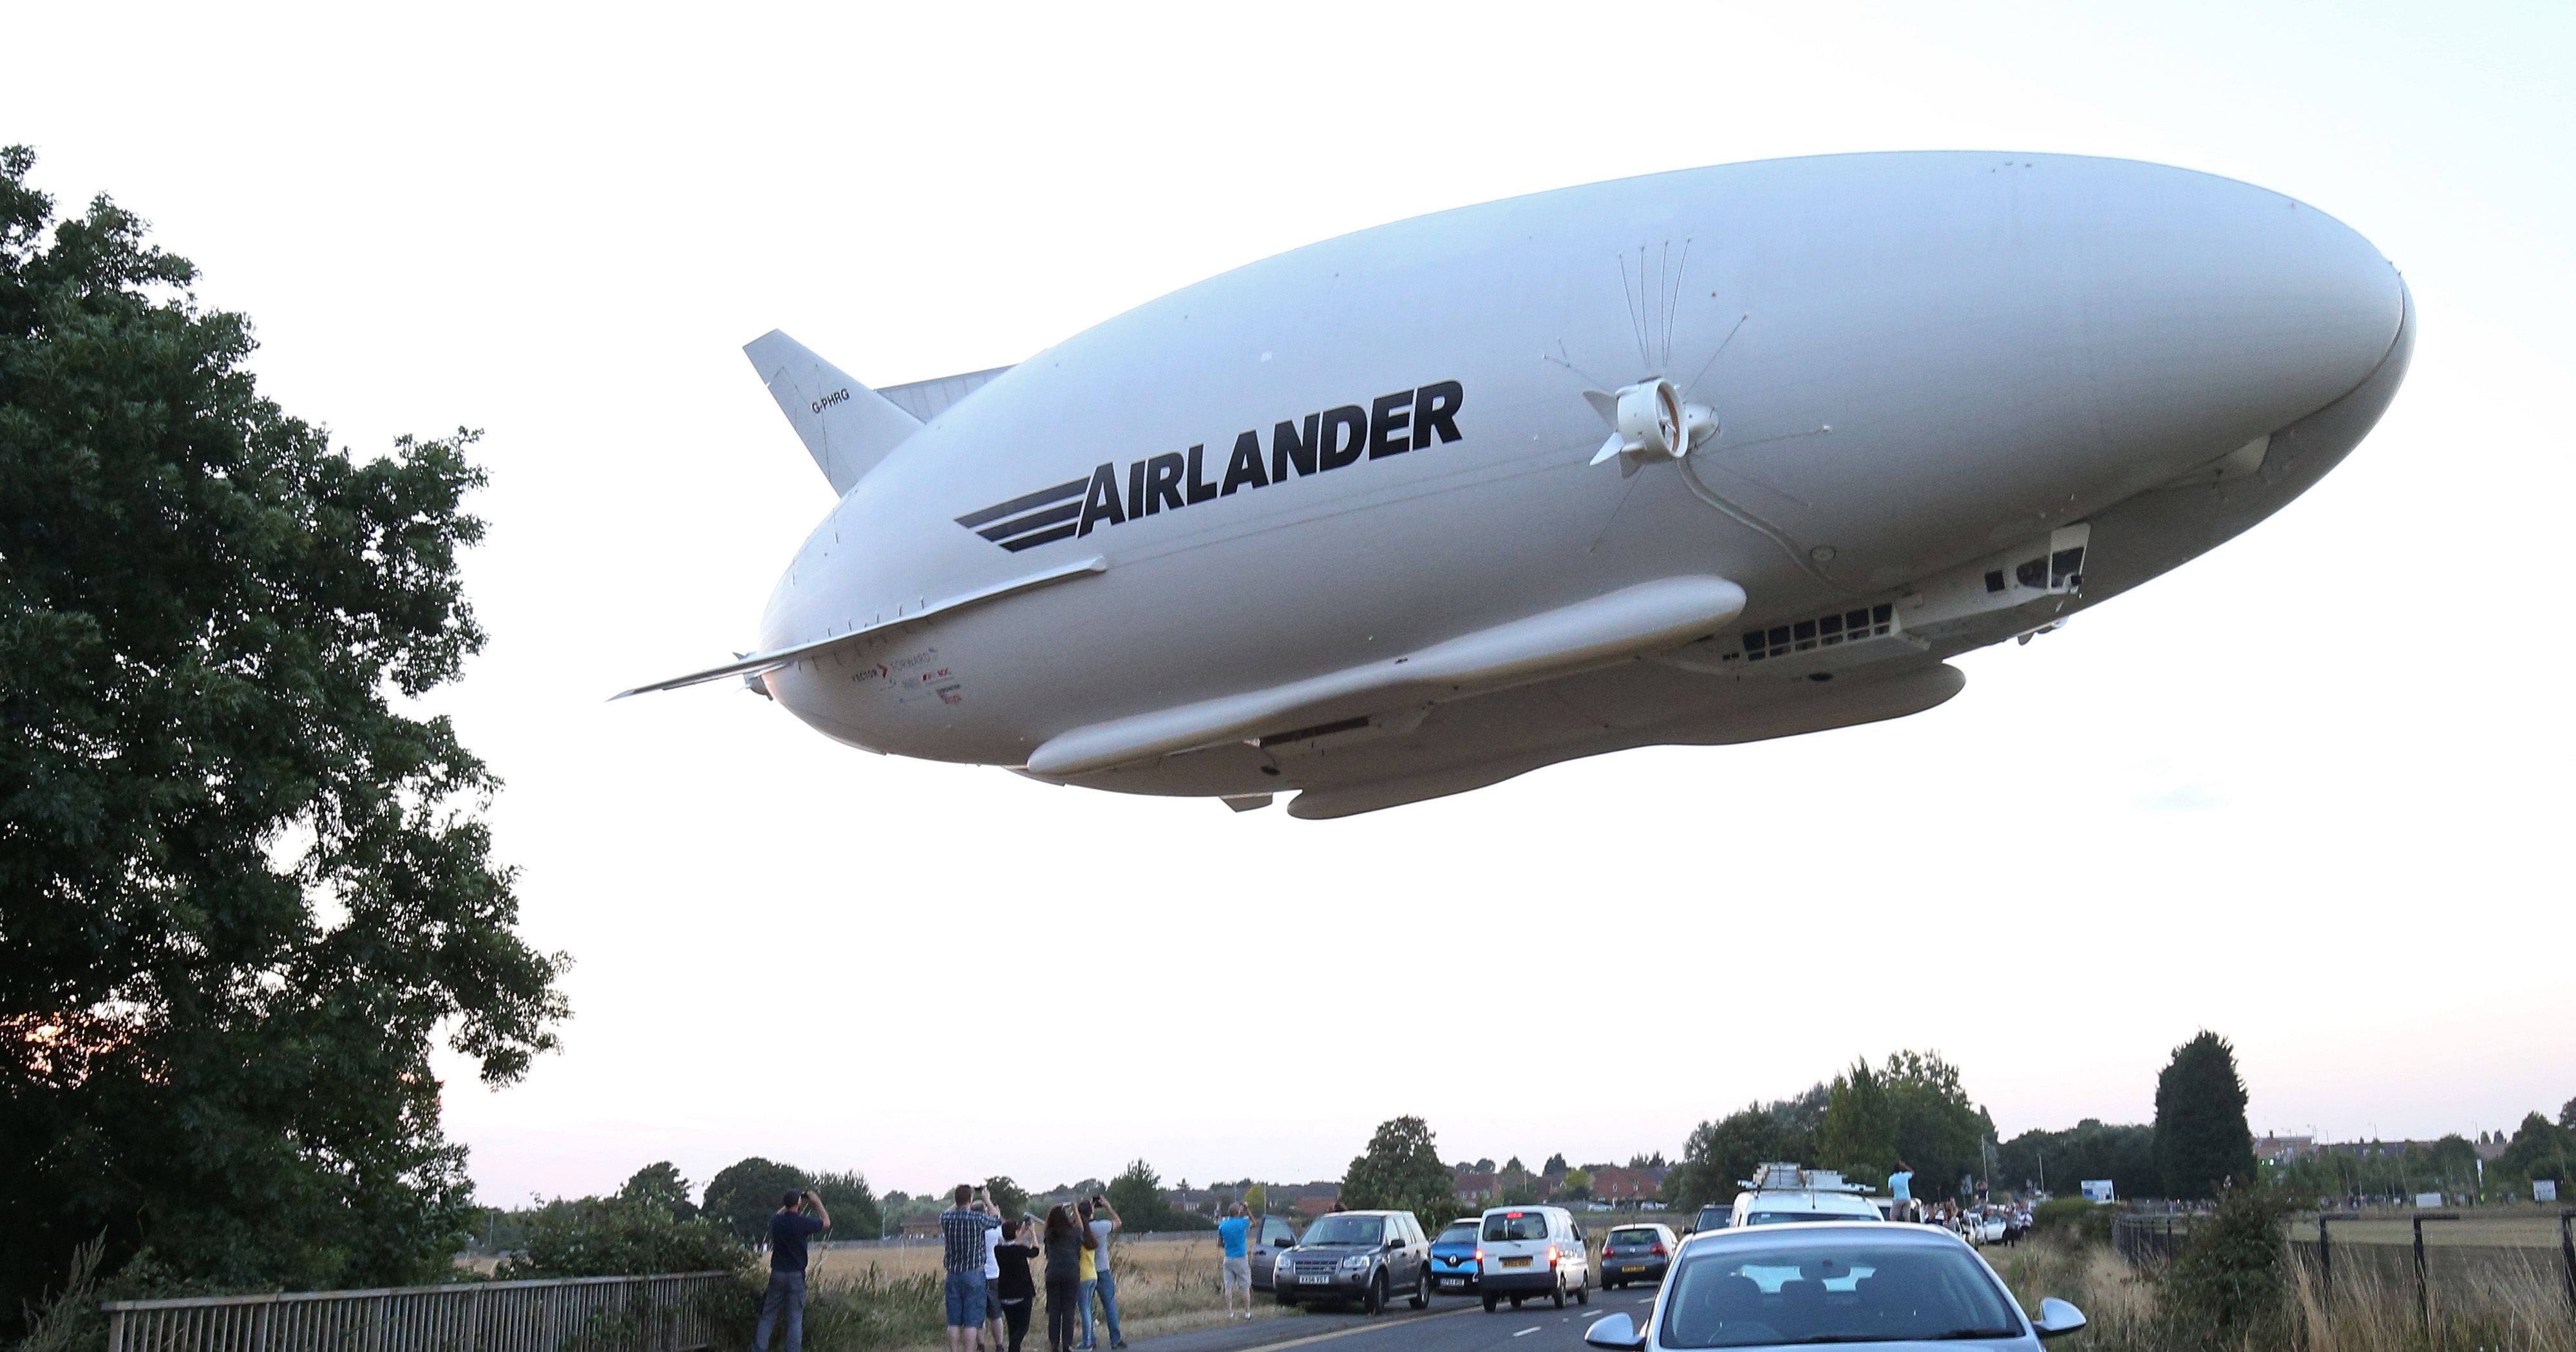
[741,329,923,495]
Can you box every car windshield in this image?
[1659,1237,2023,1347]
[1745,1210,1873,1226]
[1302,1216,1383,1246]
[1696,1207,1730,1230]
[1437,1224,1479,1244]
[1483,1212,1550,1242]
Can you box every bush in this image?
[2031,1197,2114,1243]
[708,1264,944,1352]
[2159,1186,2295,1347]
[498,1198,744,1279]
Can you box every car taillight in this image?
[1546,1245,1560,1265]
[1473,1249,1483,1262]
[1651,1244,1666,1256]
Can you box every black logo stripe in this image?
[998,524,1081,553]
[976,501,1081,543]
[956,478,1086,529]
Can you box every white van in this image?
[1475,1204,1591,1311]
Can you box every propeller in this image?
[1549,241,1727,477]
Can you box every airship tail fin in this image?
[741,329,923,495]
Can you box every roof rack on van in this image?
[1736,1162,1876,1195]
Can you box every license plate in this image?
[1439,1278,1466,1288]
[1501,1257,1532,1268]
[1299,1274,1330,1284]
[1620,1264,1643,1272]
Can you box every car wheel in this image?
[1576,1276,1589,1307]
[1364,1271,1386,1316]
[1551,1277,1567,1309]
[1409,1271,1428,1311]
[1483,1294,1499,1313]
[1510,1295,1524,1309]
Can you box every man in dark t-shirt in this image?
[756,1190,831,1352]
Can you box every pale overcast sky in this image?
[8,1,2570,1206]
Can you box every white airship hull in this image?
[690,152,2409,817]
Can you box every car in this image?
[1477,1204,1592,1312]
[1600,1223,1680,1290]
[1273,1210,1430,1314]
[1976,1214,2008,1245]
[1580,1221,2090,1351]
[1247,1214,1301,1293]
[1428,1217,1482,1294]
[1688,1204,1731,1235]
[1728,1165,1884,1228]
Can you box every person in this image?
[1215,1202,1254,1320]
[755,1190,831,1352]
[982,1199,1009,1352]
[941,1185,1003,1352]
[1044,1204,1085,1352]
[1083,1195,1125,1350]
[993,1217,1040,1352]
[1888,1160,1915,1223]
[1073,1202,1100,1350]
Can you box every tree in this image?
[1815,1060,1900,1180]
[1107,1159,1173,1231]
[2560,1096,2575,1132]
[1627,1152,1668,1170]
[1472,1158,1496,1174]
[0,146,565,1328]
[811,1170,884,1240]
[1244,1183,1269,1216]
[1557,1167,1592,1201]
[1998,1120,2155,1199]
[1880,1051,1995,1199]
[1666,1103,1813,1210]
[1504,1156,1526,1174]
[2154,1031,2256,1199]
[1542,1152,1568,1176]
[2497,1112,2573,1188]
[620,1163,698,1221]
[1342,1116,1461,1223]
[701,1159,808,1242]
[2161,1185,2295,1342]
[980,1176,1028,1226]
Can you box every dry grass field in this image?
[808,1237,1305,1344]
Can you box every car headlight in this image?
[1340,1254,1370,1271]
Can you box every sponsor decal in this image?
[954,381,1464,552]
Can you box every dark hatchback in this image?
[1428,1218,1481,1293]
[1600,1224,1677,1288]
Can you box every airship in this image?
[623,151,2410,819]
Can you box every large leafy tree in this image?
[1106,1159,1176,1230]
[1340,1116,1460,1224]
[2153,1031,2257,1199]
[0,146,564,1324]
[701,1158,810,1243]
[811,1169,884,1240]
[1663,1087,1826,1212]
[1815,1052,1992,1200]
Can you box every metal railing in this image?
[2111,1212,2193,1263]
[102,1271,735,1352]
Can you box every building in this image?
[1589,1166,1669,1204]
[1454,1172,1501,1205]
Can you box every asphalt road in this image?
[1130,1284,1665,1352]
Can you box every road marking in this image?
[1220,1304,1479,1352]
[1513,1326,1542,1337]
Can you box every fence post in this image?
[2559,1208,2573,1315]
[2412,1211,2458,1338]
[2316,1214,2331,1307]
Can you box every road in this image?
[1127,1286,1662,1352]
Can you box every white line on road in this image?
[1513,1327,1541,1337]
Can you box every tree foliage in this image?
[1998,1120,2155,1199]
[1341,1116,1458,1224]
[1106,1159,1173,1231]
[2161,1185,2295,1346]
[2153,1032,2255,1199]
[619,1163,699,1221]
[811,1170,883,1241]
[497,1197,741,1280]
[702,1159,808,1243]
[1663,1085,1828,1211]
[979,1176,1027,1227]
[0,145,564,1327]
[1811,1052,1993,1200]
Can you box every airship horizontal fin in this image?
[611,556,1107,700]
[1023,576,1747,779]
[742,329,925,495]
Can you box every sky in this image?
[7,1,2571,1207]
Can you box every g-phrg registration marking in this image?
[955,381,1464,552]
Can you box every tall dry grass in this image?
[1987,1234,2576,1352]
[795,1237,1306,1347]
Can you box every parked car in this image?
[1580,1221,2089,1351]
[1600,1223,1679,1290]
[1477,1204,1592,1312]
[1247,1214,1302,1292]
[1274,1210,1430,1314]
[1429,1217,1482,1294]
[1687,1204,1730,1235]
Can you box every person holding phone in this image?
[1081,1195,1124,1350]
[941,1185,1003,1352]
[755,1190,830,1352]
[1043,1204,1085,1352]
